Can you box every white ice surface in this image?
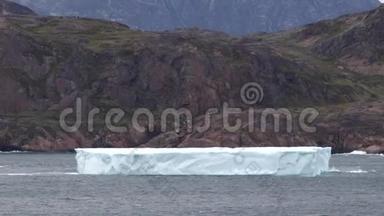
[75,147,331,177]
[348,151,367,155]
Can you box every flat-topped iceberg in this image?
[75,147,331,177]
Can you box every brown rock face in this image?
[364,145,384,154]
[0,3,383,152]
[141,101,384,154]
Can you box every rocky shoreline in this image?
[0,1,383,153]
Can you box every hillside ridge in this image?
[0,2,383,153]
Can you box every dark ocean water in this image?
[0,153,383,216]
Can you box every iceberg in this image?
[75,147,331,177]
[348,151,367,155]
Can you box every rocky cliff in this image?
[11,0,381,35]
[0,2,383,153]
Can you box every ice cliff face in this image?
[75,147,332,176]
[11,0,380,35]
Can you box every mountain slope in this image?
[0,3,383,153]
[11,0,381,35]
[309,7,384,74]
[0,0,36,16]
